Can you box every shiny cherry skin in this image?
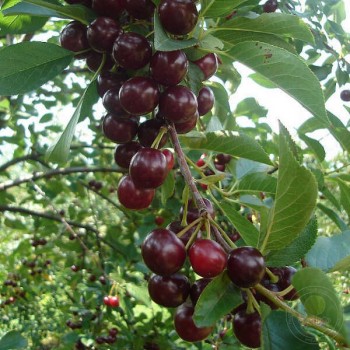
[150,50,188,86]
[87,17,123,52]
[108,296,120,307]
[190,278,212,305]
[103,296,110,305]
[162,149,174,171]
[86,51,114,72]
[113,32,152,70]
[227,247,265,288]
[188,239,227,278]
[269,266,298,300]
[340,89,350,101]
[119,77,160,116]
[92,0,125,17]
[216,153,231,165]
[130,148,168,189]
[263,0,278,13]
[102,114,138,144]
[166,220,195,246]
[97,71,126,97]
[180,198,215,225]
[114,141,142,168]
[233,309,261,348]
[141,228,186,276]
[124,0,155,19]
[197,86,214,116]
[159,85,198,123]
[148,273,190,307]
[174,304,214,342]
[174,111,198,134]
[117,175,155,210]
[60,21,89,56]
[103,87,128,116]
[194,53,218,81]
[158,0,198,36]
[137,118,167,147]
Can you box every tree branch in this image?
[0,153,48,173]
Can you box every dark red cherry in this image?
[180,198,215,225]
[108,296,120,307]
[188,239,227,278]
[148,273,190,307]
[227,247,265,288]
[233,309,261,348]
[92,0,125,17]
[269,266,298,300]
[137,118,168,147]
[103,87,128,116]
[162,149,174,171]
[130,148,168,189]
[114,141,142,168]
[141,228,186,276]
[197,86,214,116]
[87,17,123,52]
[60,21,89,57]
[97,71,126,97]
[86,51,114,72]
[216,153,231,165]
[158,0,198,36]
[159,86,198,123]
[166,220,195,246]
[113,32,152,70]
[340,89,350,101]
[190,278,212,305]
[119,77,160,116]
[174,111,198,134]
[174,304,214,342]
[150,50,188,86]
[263,0,278,13]
[193,53,218,81]
[117,175,155,210]
[102,114,138,144]
[109,328,118,337]
[124,0,155,19]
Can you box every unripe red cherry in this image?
[103,296,110,305]
[233,309,261,348]
[109,296,120,307]
[60,21,90,57]
[162,149,174,171]
[197,86,215,116]
[193,53,218,81]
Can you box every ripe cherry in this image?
[162,149,174,171]
[86,51,114,72]
[141,228,186,276]
[216,153,231,165]
[269,266,299,300]
[174,110,198,134]
[71,265,79,272]
[263,0,278,13]
[103,296,110,305]
[227,247,265,288]
[92,0,125,17]
[117,175,155,210]
[60,21,90,57]
[102,87,128,116]
[155,216,164,226]
[174,304,214,342]
[197,86,215,116]
[109,328,118,337]
[102,114,138,144]
[194,53,218,81]
[188,239,227,278]
[97,71,126,97]
[114,141,142,168]
[109,296,120,307]
[124,0,155,19]
[148,273,190,307]
[340,89,350,101]
[190,278,212,305]
[233,309,261,348]
[137,119,168,148]
[158,0,198,36]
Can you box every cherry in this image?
[113,32,152,70]
[129,148,168,189]
[174,304,214,342]
[155,216,164,226]
[180,198,215,225]
[188,239,227,278]
[150,50,188,86]
[106,335,117,344]
[196,157,205,167]
[60,21,90,57]
[97,71,126,97]
[214,161,225,172]
[114,141,142,168]
[92,0,125,17]
[148,273,190,307]
[269,266,298,300]
[162,149,174,171]
[233,309,261,348]
[263,0,278,13]
[340,89,350,101]
[119,77,160,116]
[159,85,198,123]
[137,119,168,148]
[87,17,123,52]
[174,110,198,134]
[109,328,118,337]
[102,87,129,116]
[124,0,155,19]
[118,175,155,210]
[158,0,198,36]
[86,51,115,72]
[216,153,231,165]
[193,53,218,81]
[71,265,79,272]
[227,247,265,288]
[197,86,215,116]
[95,336,105,344]
[103,296,110,305]
[229,230,240,243]
[102,114,138,144]
[141,228,186,276]
[166,220,195,246]
[109,296,120,307]
[190,278,212,305]
[99,275,107,285]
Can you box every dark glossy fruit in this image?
[159,86,198,123]
[150,50,188,86]
[340,89,350,101]
[197,86,214,116]
[92,0,125,17]
[188,239,227,278]
[141,228,186,275]
[71,265,79,272]
[114,141,142,168]
[148,273,190,307]
[269,266,298,300]
[103,296,110,305]
[97,71,126,97]
[233,309,261,348]
[119,77,160,116]
[103,87,128,116]
[194,53,218,81]
[227,247,265,288]
[87,17,122,52]
[109,328,118,337]
[137,118,168,148]
[109,296,120,307]
[102,114,138,144]
[166,220,195,246]
[174,111,198,134]
[180,198,215,225]
[174,304,214,342]
[263,0,278,13]
[113,32,152,70]
[214,162,225,172]
[162,149,174,171]
[60,21,89,57]
[216,153,231,165]
[124,0,155,19]
[130,148,168,189]
[86,51,114,72]
[158,0,198,36]
[117,175,155,210]
[190,278,212,305]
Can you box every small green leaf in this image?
[197,174,226,185]
[335,179,350,220]
[299,133,325,162]
[317,203,348,231]
[79,80,99,122]
[201,0,248,18]
[0,42,73,95]
[161,170,175,205]
[125,282,150,305]
[209,82,233,128]
[193,272,242,327]
[0,331,27,350]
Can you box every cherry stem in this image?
[185,223,202,250]
[151,126,168,149]
[176,216,202,238]
[276,284,294,297]
[210,225,232,253]
[265,267,279,283]
[245,289,259,315]
[209,217,237,250]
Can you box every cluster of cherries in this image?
[95,327,118,345]
[103,294,120,307]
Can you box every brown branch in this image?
[0,153,48,173]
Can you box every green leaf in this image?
[335,179,350,220]
[292,268,348,341]
[326,112,350,153]
[153,12,198,51]
[179,131,272,165]
[0,331,27,350]
[161,170,175,205]
[201,0,248,17]
[125,282,150,305]
[299,133,325,162]
[262,311,320,350]
[186,62,204,95]
[265,217,318,267]
[78,80,99,122]
[237,173,277,194]
[259,124,318,252]
[193,272,242,327]
[216,201,259,247]
[197,174,225,185]
[0,42,73,95]
[234,158,271,179]
[317,203,348,231]
[227,41,329,126]
[305,230,350,272]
